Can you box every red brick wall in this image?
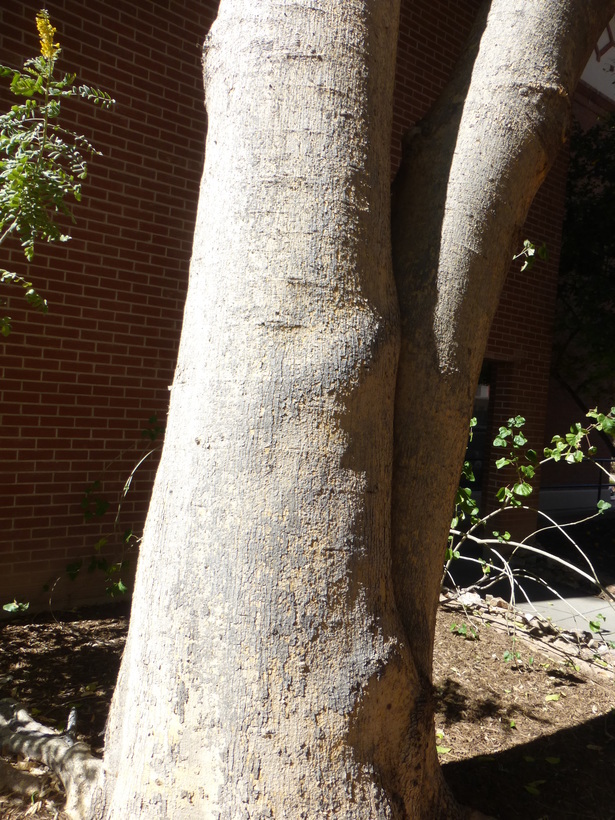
[0,0,566,607]
[0,0,218,607]
[392,0,482,167]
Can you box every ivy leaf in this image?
[525,780,546,796]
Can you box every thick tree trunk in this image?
[98,1,440,818]
[96,1,615,819]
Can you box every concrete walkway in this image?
[516,587,615,638]
[515,507,615,638]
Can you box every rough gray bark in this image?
[92,1,615,819]
[100,1,424,818]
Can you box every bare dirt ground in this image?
[1,592,614,820]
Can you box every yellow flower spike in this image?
[36,9,60,60]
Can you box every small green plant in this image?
[513,238,548,272]
[80,480,110,521]
[503,649,521,664]
[61,414,165,598]
[589,613,605,634]
[435,730,451,755]
[492,414,537,506]
[450,622,478,640]
[0,9,114,335]
[446,406,615,644]
[2,599,29,614]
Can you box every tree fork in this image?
[94,1,615,818]
[390,0,615,797]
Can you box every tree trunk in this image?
[99,1,441,817]
[390,0,615,782]
[97,1,615,819]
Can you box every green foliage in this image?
[589,613,605,634]
[2,599,29,614]
[544,406,615,470]
[435,731,451,755]
[502,649,521,664]
[513,238,548,272]
[0,9,114,334]
[488,409,614,511]
[80,480,110,521]
[524,780,546,796]
[142,413,165,442]
[66,414,165,599]
[450,622,478,640]
[493,415,535,506]
[447,408,615,609]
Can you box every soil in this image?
[4,507,615,818]
[1,594,614,820]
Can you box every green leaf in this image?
[495,457,511,469]
[2,600,29,613]
[512,481,533,497]
[460,460,475,482]
[524,780,546,796]
[598,500,612,513]
[602,418,615,436]
[589,614,605,633]
[105,579,128,597]
[545,693,560,702]
[66,560,83,579]
[436,745,451,755]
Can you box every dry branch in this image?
[0,698,103,820]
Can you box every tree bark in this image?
[390,0,615,784]
[99,1,433,817]
[97,1,615,819]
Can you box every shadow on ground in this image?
[445,707,615,819]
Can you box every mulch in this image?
[1,592,614,819]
